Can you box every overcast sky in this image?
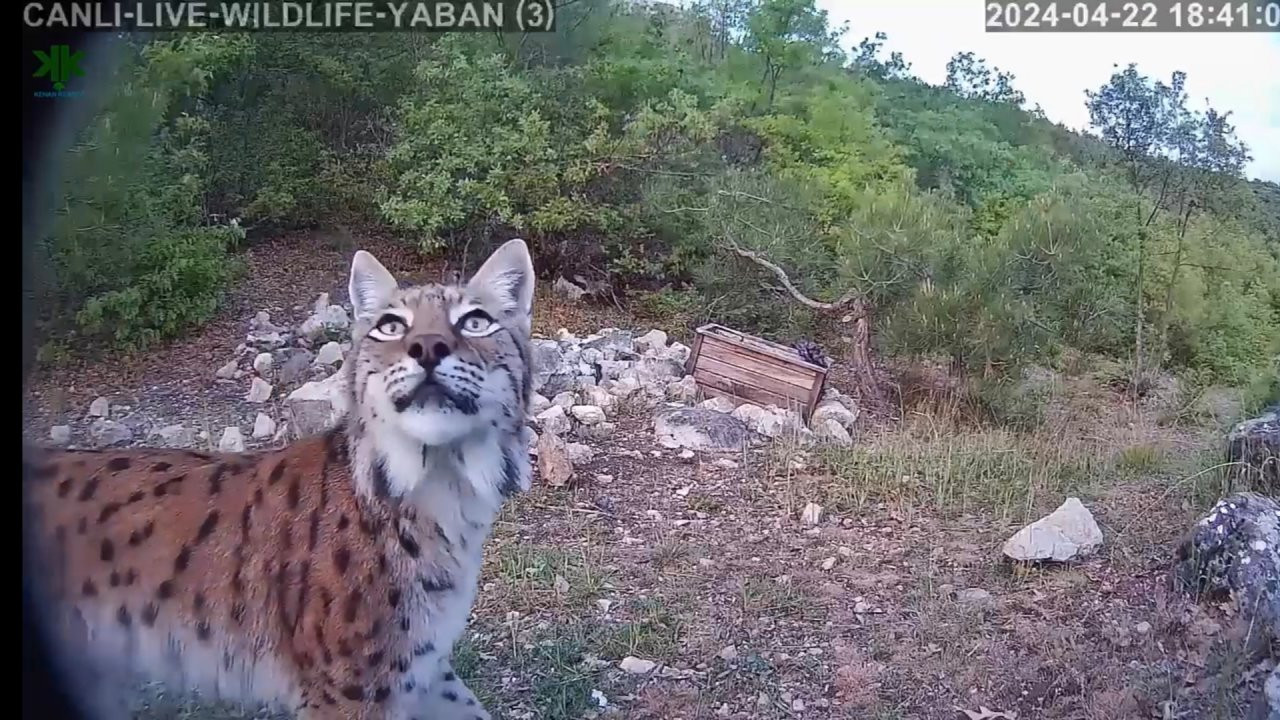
[814,0,1280,183]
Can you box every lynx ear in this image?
[467,239,535,318]
[348,250,398,319]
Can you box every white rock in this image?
[717,645,738,661]
[286,371,350,437]
[551,392,577,410]
[635,329,669,354]
[581,385,616,410]
[815,419,853,445]
[713,458,739,469]
[253,310,273,329]
[536,405,572,435]
[665,341,692,365]
[49,425,71,445]
[698,396,737,413]
[654,408,749,453]
[252,352,274,375]
[556,327,575,342]
[252,413,277,439]
[247,331,285,350]
[246,377,274,403]
[528,393,552,415]
[215,359,239,379]
[1002,497,1103,562]
[570,405,606,426]
[218,427,246,452]
[537,432,573,487]
[666,375,699,403]
[604,376,643,398]
[821,557,837,571]
[801,502,824,526]
[566,442,596,465]
[812,399,859,431]
[152,423,194,448]
[955,588,994,608]
[678,449,695,459]
[88,396,110,418]
[579,422,616,441]
[619,657,658,675]
[89,419,132,446]
[315,341,344,366]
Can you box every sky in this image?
[814,0,1280,183]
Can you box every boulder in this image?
[653,407,748,453]
[1002,497,1103,563]
[48,425,71,446]
[1227,405,1279,496]
[218,427,245,453]
[286,371,350,437]
[88,396,110,418]
[537,432,573,487]
[89,419,132,447]
[246,377,273,403]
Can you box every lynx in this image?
[22,239,538,720]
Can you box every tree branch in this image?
[722,241,864,314]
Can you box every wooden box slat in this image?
[685,323,828,420]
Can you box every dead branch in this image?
[722,241,864,314]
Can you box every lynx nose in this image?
[406,333,453,370]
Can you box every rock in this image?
[717,645,738,662]
[634,357,683,383]
[713,458,738,469]
[49,425,71,445]
[277,349,315,384]
[579,422,616,441]
[699,396,738,414]
[751,407,807,439]
[553,276,587,301]
[252,352,274,375]
[597,360,630,381]
[252,310,277,331]
[89,419,132,446]
[246,377,274,403]
[528,393,552,416]
[313,293,330,316]
[319,305,350,332]
[1177,492,1280,644]
[315,341,344,367]
[537,432,573,487]
[619,657,657,675]
[801,502,824,526]
[88,396,110,418]
[654,407,748,453]
[666,375,699,403]
[531,340,576,395]
[1002,497,1103,562]
[678,449,695,460]
[812,398,859,431]
[522,426,539,454]
[215,359,239,379]
[565,442,595,465]
[287,371,351,437]
[218,427,245,453]
[955,588,995,609]
[820,557,837,570]
[252,413,277,439]
[535,405,572,435]
[815,419,853,445]
[582,329,634,355]
[665,342,692,366]
[556,327,574,342]
[247,331,285,350]
[1134,621,1151,634]
[635,329,668,354]
[603,377,642,398]
[1253,667,1280,720]
[570,405,606,426]
[551,392,577,410]
[152,423,194,448]
[580,385,616,411]
[1226,405,1279,495]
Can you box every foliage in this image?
[37,1,1279,404]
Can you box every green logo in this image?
[33,45,84,91]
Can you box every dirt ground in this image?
[23,234,1275,720]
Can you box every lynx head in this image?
[346,239,535,450]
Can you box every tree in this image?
[850,31,915,81]
[944,51,1025,107]
[744,0,840,107]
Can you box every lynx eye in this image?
[370,314,408,341]
[458,309,495,337]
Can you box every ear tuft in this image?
[467,239,535,318]
[348,250,398,319]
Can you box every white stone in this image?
[88,396,110,418]
[551,392,577,410]
[566,442,596,465]
[812,398,859,431]
[538,432,573,487]
[698,396,737,413]
[666,375,699,403]
[801,502,824,526]
[152,423,194,448]
[218,427,245,452]
[570,405,606,426]
[821,557,837,571]
[528,393,552,415]
[815,419,853,445]
[49,425,71,445]
[604,376,643,398]
[215,359,239,379]
[580,385,616,410]
[535,405,572,435]
[252,352,274,374]
[246,377,274,403]
[619,657,657,675]
[678,449,695,459]
[635,329,669,354]
[712,458,739,469]
[665,341,692,365]
[89,419,132,446]
[286,371,350,437]
[252,413,277,439]
[717,645,738,661]
[315,341,344,366]
[1002,497,1104,562]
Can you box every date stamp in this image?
[985,0,1280,31]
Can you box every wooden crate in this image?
[684,323,828,421]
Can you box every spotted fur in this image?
[22,239,537,720]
